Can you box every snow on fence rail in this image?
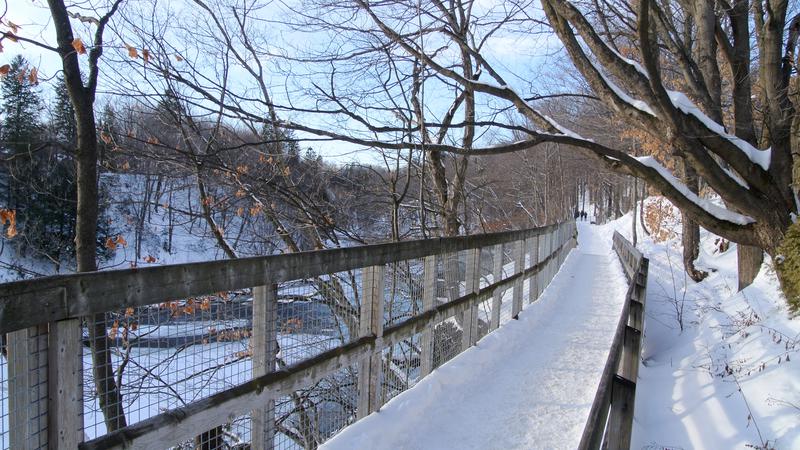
[0,221,576,450]
[579,231,649,450]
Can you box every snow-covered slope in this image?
[0,173,238,281]
[607,199,800,450]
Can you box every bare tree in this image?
[2,0,129,430]
[116,0,797,287]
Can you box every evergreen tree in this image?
[52,74,77,147]
[1,55,43,211]
[0,57,111,266]
[1,55,42,154]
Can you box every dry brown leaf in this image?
[125,44,139,59]
[1,209,17,238]
[100,131,112,144]
[5,222,16,238]
[7,21,19,34]
[142,49,150,63]
[0,65,9,76]
[72,38,87,55]
[28,67,38,85]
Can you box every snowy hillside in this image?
[608,199,800,449]
[0,172,250,281]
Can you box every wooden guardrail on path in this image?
[0,221,577,449]
[578,231,649,450]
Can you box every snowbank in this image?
[609,199,799,449]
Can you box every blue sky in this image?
[3,0,569,165]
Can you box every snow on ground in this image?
[608,199,800,450]
[320,222,629,450]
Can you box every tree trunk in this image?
[737,244,763,290]
[76,92,128,433]
[47,0,128,432]
[632,177,638,247]
[680,163,708,282]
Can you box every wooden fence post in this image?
[542,232,551,286]
[603,375,636,450]
[357,265,385,419]
[8,324,49,449]
[252,283,278,449]
[420,256,437,378]
[48,318,83,448]
[512,240,525,319]
[527,236,539,304]
[490,244,503,331]
[603,247,649,450]
[462,248,480,349]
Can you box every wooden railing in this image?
[0,221,577,449]
[578,231,649,450]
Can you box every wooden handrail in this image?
[578,231,648,449]
[0,222,563,335]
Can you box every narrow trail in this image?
[322,223,629,450]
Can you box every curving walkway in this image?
[321,223,629,450]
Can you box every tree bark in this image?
[46,0,127,432]
[680,162,708,282]
[632,177,638,247]
[737,244,763,290]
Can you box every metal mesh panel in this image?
[428,251,466,370]
[3,326,48,449]
[379,258,424,406]
[0,338,6,450]
[274,364,358,450]
[174,414,251,449]
[379,332,423,406]
[437,251,466,302]
[384,259,424,328]
[498,245,516,326]
[271,270,360,450]
[82,292,253,441]
[473,248,496,341]
[430,317,462,370]
[278,270,361,367]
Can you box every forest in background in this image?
[0,52,641,279]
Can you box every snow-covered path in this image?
[321,223,629,450]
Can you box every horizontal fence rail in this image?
[0,221,577,450]
[578,231,649,450]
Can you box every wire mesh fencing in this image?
[81,290,254,441]
[4,326,49,449]
[0,221,577,450]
